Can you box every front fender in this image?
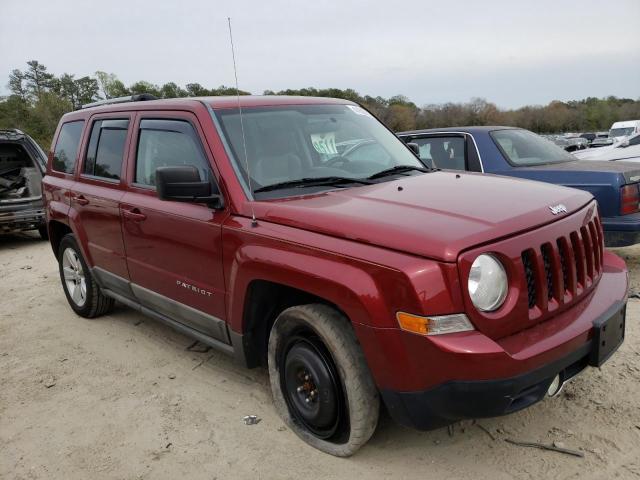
[225,241,410,333]
[221,218,465,387]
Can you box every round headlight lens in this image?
[468,254,508,312]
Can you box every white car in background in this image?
[609,120,640,140]
[574,134,640,162]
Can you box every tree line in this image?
[1,60,639,149]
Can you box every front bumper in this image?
[602,211,640,247]
[381,301,626,430]
[353,251,628,430]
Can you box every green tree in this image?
[23,60,54,101]
[75,76,99,106]
[129,80,161,98]
[8,69,28,100]
[0,95,31,131]
[3,59,640,150]
[95,71,129,99]
[185,82,208,96]
[160,82,188,98]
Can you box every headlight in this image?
[468,254,508,312]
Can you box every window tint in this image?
[413,136,466,170]
[52,121,84,173]
[84,119,129,180]
[135,119,208,187]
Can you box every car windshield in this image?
[213,104,425,198]
[610,127,635,138]
[490,129,576,166]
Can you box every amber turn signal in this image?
[396,312,430,335]
[396,312,475,336]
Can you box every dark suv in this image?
[42,95,627,456]
[0,129,48,238]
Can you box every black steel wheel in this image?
[281,334,344,439]
[268,304,379,456]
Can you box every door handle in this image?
[74,195,89,206]
[122,208,147,222]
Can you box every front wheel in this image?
[58,234,114,318]
[268,304,379,456]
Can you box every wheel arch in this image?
[226,245,397,369]
[238,279,350,367]
[48,219,73,259]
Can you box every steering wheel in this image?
[325,155,351,167]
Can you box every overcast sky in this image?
[1,0,639,108]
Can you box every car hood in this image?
[573,145,640,162]
[250,171,592,262]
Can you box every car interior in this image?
[415,137,466,170]
[0,142,42,202]
[219,110,401,189]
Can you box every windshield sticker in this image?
[346,105,373,117]
[311,132,338,155]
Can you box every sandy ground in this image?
[1,233,639,480]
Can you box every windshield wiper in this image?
[367,165,430,179]
[253,176,373,193]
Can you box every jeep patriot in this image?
[42,95,628,456]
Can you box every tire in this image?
[38,224,49,240]
[268,304,379,456]
[58,234,114,318]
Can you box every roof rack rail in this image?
[80,93,158,110]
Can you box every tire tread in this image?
[268,303,379,457]
[58,234,114,318]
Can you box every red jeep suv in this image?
[42,95,628,456]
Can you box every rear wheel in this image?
[58,234,114,318]
[37,224,48,240]
[268,304,379,456]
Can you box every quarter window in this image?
[412,136,466,171]
[84,119,129,180]
[135,119,209,187]
[52,121,84,174]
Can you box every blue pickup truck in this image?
[397,126,640,247]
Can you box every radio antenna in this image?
[227,17,257,227]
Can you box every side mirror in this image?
[156,166,224,209]
[406,142,420,157]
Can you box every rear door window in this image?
[490,129,575,166]
[83,119,129,180]
[52,121,84,174]
[412,136,467,170]
[134,119,209,187]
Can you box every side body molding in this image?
[92,267,231,346]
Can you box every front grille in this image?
[521,216,603,311]
[557,238,568,290]
[521,250,536,309]
[541,244,554,300]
